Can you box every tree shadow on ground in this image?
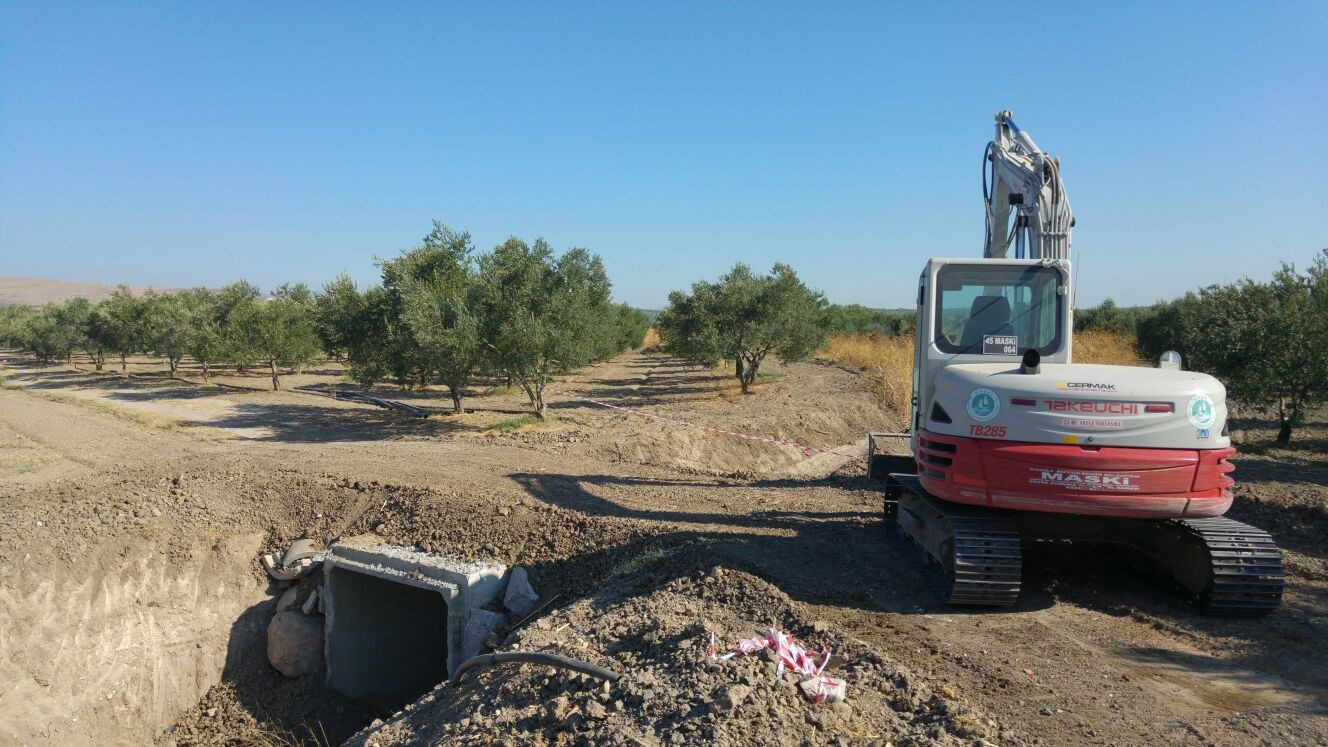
[509,470,1328,659]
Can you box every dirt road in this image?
[1,349,1324,745]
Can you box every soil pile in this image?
[347,565,1017,747]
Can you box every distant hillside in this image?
[0,277,177,306]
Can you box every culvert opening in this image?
[326,567,450,708]
[322,535,509,713]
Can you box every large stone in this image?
[267,610,323,678]
[461,608,507,663]
[277,587,299,611]
[503,567,539,617]
[713,683,751,714]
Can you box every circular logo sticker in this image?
[967,388,1000,422]
[1187,394,1216,429]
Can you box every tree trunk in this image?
[520,377,547,419]
[739,354,759,394]
[1276,421,1292,444]
[94,353,104,371]
[120,354,127,372]
[201,361,210,384]
[735,357,744,382]
[449,385,463,414]
[269,359,280,390]
[169,357,179,378]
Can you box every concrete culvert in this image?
[322,536,507,710]
[324,568,450,706]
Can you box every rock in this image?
[545,695,570,721]
[585,700,608,720]
[205,707,217,718]
[497,506,512,517]
[301,588,319,615]
[713,683,750,714]
[831,701,854,722]
[266,610,323,678]
[1039,706,1054,716]
[462,609,507,661]
[811,620,830,634]
[503,567,540,617]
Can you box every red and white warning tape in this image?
[542,383,858,458]
[711,627,845,703]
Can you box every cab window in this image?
[934,264,1064,355]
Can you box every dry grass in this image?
[822,330,1145,414]
[822,334,914,413]
[641,327,660,349]
[1073,330,1147,366]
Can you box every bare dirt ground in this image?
[1,348,1325,746]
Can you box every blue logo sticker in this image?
[1197,428,1211,440]
[1187,394,1216,429]
[967,388,1000,423]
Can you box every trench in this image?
[0,529,515,746]
[0,532,270,745]
[0,533,364,746]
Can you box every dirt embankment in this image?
[1,347,1326,746]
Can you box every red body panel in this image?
[915,431,1235,518]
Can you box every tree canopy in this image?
[658,262,829,393]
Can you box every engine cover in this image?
[928,362,1229,449]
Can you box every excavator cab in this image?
[909,258,1071,446]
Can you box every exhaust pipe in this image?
[1021,349,1041,375]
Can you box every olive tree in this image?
[601,303,650,358]
[380,222,481,403]
[22,303,76,364]
[474,237,614,418]
[316,275,393,390]
[1184,250,1328,444]
[179,288,224,382]
[0,306,35,349]
[391,226,482,412]
[658,262,829,393]
[143,291,190,377]
[99,286,146,371]
[214,281,262,373]
[244,284,321,390]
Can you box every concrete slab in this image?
[322,535,508,703]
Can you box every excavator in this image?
[871,110,1283,614]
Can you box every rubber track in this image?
[944,517,1022,606]
[891,475,1022,607]
[1175,517,1284,615]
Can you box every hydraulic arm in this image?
[983,110,1074,261]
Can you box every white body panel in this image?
[928,362,1230,449]
[911,258,1229,453]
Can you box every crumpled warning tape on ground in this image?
[543,384,859,458]
[713,628,845,703]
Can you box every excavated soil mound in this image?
[346,565,1016,747]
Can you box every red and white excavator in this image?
[872,111,1283,613]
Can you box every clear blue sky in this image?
[2,2,1325,309]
